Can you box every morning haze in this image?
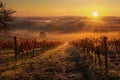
[0,0,120,80]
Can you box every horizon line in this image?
[13,15,120,18]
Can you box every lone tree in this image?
[39,31,47,40]
[0,1,15,32]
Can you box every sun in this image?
[92,11,99,17]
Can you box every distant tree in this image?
[39,31,47,40]
[0,1,15,32]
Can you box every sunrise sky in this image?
[5,0,120,17]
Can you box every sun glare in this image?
[93,11,98,17]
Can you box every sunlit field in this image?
[48,32,120,41]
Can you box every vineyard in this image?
[69,36,120,66]
[0,35,120,80]
[0,36,62,64]
[0,0,120,79]
[69,36,120,79]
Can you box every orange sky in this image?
[5,0,120,17]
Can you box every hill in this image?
[9,16,120,34]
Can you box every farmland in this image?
[0,34,120,80]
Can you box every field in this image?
[0,33,120,80]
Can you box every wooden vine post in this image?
[14,36,18,63]
[32,39,36,57]
[103,36,109,80]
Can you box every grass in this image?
[0,43,120,80]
